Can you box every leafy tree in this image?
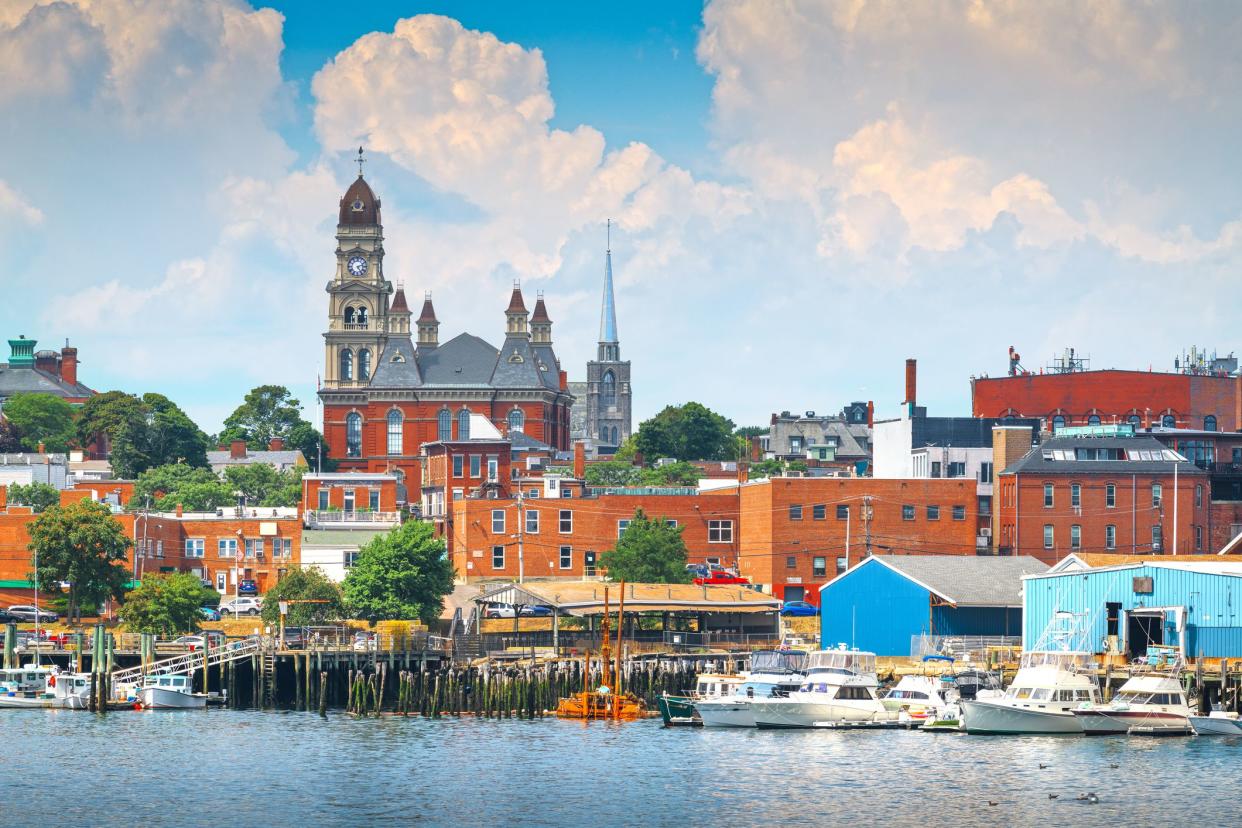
[119,572,214,635]
[612,435,638,462]
[584,460,640,487]
[748,458,785,478]
[638,461,703,487]
[260,568,346,626]
[75,390,147,449]
[224,464,303,507]
[219,385,305,448]
[634,402,736,461]
[0,418,22,452]
[2,393,76,452]
[288,421,336,472]
[129,464,233,511]
[27,500,132,623]
[102,393,209,478]
[599,509,692,584]
[734,426,768,439]
[5,482,60,513]
[343,521,455,624]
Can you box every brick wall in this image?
[1209,501,1242,553]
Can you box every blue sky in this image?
[1,1,1240,435]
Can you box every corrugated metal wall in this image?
[932,605,1022,638]
[1024,566,1242,657]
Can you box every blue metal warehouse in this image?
[1024,559,1242,659]
[818,556,1046,656]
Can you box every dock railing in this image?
[910,635,1021,664]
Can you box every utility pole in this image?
[863,495,873,558]
[1172,461,1179,556]
[516,490,525,584]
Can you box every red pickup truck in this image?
[692,571,751,586]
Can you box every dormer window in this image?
[508,351,524,363]
[391,351,405,363]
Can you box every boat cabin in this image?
[143,674,191,691]
[805,648,877,677]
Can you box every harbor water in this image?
[2,711,1238,826]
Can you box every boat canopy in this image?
[1019,650,1095,671]
[806,648,877,675]
[751,650,807,674]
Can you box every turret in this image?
[531,294,552,344]
[417,293,439,348]
[505,284,529,337]
[389,285,411,335]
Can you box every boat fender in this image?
[47,675,55,687]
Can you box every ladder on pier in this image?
[261,651,277,707]
[111,639,264,686]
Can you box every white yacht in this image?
[962,612,1100,735]
[750,648,890,728]
[137,673,207,709]
[1189,710,1242,736]
[882,674,952,722]
[1072,646,1191,734]
[695,650,807,728]
[0,664,60,708]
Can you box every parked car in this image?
[281,627,309,648]
[174,630,226,651]
[200,607,222,622]
[692,571,751,586]
[219,597,263,616]
[780,600,818,617]
[0,609,17,623]
[518,605,553,617]
[352,631,378,651]
[7,605,59,622]
[484,603,516,619]
[237,579,259,596]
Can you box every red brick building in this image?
[995,433,1209,564]
[318,172,573,499]
[972,368,1242,432]
[737,477,980,605]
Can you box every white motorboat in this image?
[1072,647,1192,735]
[1190,711,1242,736]
[962,612,1100,735]
[882,674,952,722]
[696,650,807,728]
[0,664,60,708]
[659,671,747,726]
[137,673,207,709]
[751,648,891,729]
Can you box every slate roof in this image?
[0,363,93,400]
[417,333,500,387]
[508,431,554,452]
[490,335,544,387]
[370,336,422,387]
[843,555,1047,606]
[1002,435,1206,476]
[529,343,563,390]
[207,450,306,471]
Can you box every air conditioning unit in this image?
[980,527,992,538]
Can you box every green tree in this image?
[638,461,703,487]
[27,500,132,623]
[260,568,346,626]
[734,426,768,439]
[0,418,22,452]
[106,393,210,479]
[219,385,305,448]
[599,509,692,584]
[119,572,214,635]
[612,435,638,462]
[2,393,76,452]
[5,482,60,513]
[129,464,234,512]
[343,521,455,624]
[75,390,147,449]
[584,460,641,487]
[224,464,304,507]
[633,402,736,461]
[288,421,336,472]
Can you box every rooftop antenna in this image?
[356,146,366,177]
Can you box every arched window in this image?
[356,307,367,326]
[601,370,617,407]
[1204,415,1218,432]
[611,426,619,445]
[346,412,362,457]
[457,409,471,441]
[437,409,451,442]
[1162,414,1176,428]
[358,348,372,382]
[1087,414,1101,426]
[386,409,403,455]
[344,307,356,325]
[1051,415,1066,432]
[1127,414,1141,427]
[340,349,353,381]
[599,426,608,441]
[508,409,525,434]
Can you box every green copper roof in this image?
[7,337,35,367]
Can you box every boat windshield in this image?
[1116,691,1183,705]
[806,649,876,675]
[887,690,931,700]
[1019,650,1094,671]
[750,650,808,674]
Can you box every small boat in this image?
[137,673,207,709]
[658,672,746,726]
[1190,711,1242,736]
[883,674,952,722]
[695,650,807,728]
[1072,646,1192,735]
[0,664,61,708]
[922,669,1004,731]
[962,612,1100,735]
[751,647,892,729]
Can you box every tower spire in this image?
[356,146,366,177]
[599,221,619,350]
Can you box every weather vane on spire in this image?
[606,218,611,252]
[356,146,366,177]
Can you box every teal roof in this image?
[599,248,618,344]
[301,529,391,546]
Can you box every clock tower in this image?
[323,150,391,389]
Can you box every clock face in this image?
[347,256,367,277]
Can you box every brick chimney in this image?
[903,359,917,409]
[573,441,585,478]
[36,441,45,455]
[866,400,875,428]
[559,369,568,391]
[175,503,183,517]
[60,345,78,386]
[268,437,284,451]
[230,439,248,460]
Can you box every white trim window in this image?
[708,520,733,543]
[617,519,630,539]
[217,539,238,559]
[559,510,573,533]
[185,538,205,558]
[525,510,539,534]
[491,509,505,533]
[491,545,505,569]
[559,546,572,569]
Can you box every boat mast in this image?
[32,543,39,668]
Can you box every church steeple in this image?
[598,220,619,362]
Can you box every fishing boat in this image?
[555,582,649,720]
[1072,646,1191,735]
[0,664,60,708]
[1189,710,1242,735]
[137,673,207,709]
[658,671,746,726]
[962,612,1099,735]
[750,647,891,729]
[695,649,807,728]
